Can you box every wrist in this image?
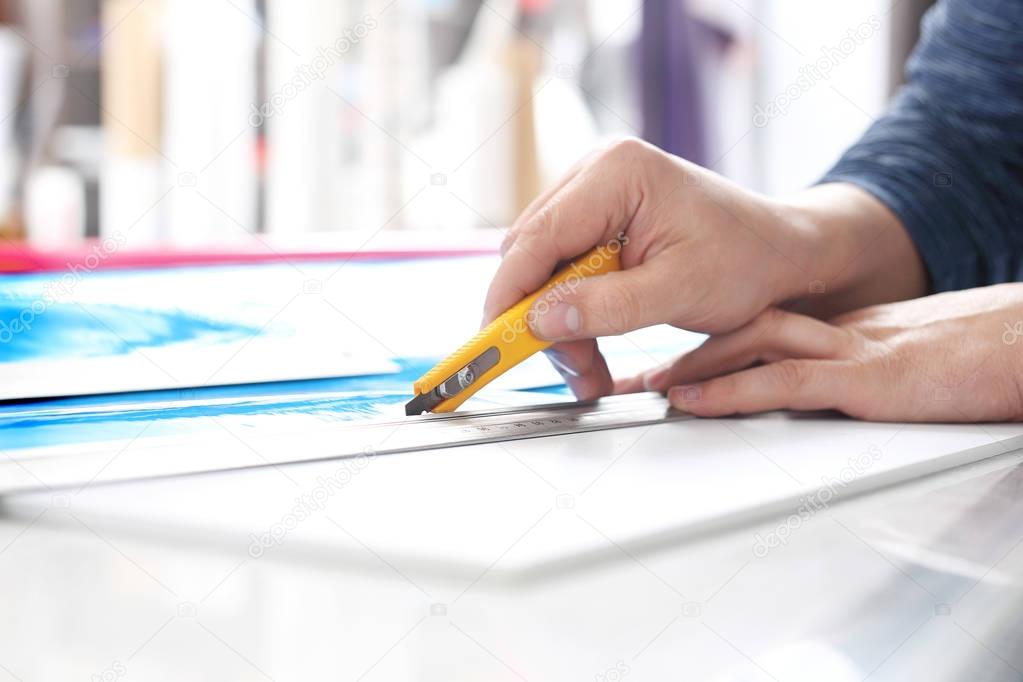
[772,183,928,315]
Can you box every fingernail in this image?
[532,303,581,340]
[643,366,670,392]
[546,351,580,378]
[668,385,702,408]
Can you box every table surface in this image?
[2,414,1022,681]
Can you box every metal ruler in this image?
[1,393,685,496]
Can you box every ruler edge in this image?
[0,393,685,496]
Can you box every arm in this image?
[483,0,1023,414]
[647,0,1023,420]
[816,0,1023,294]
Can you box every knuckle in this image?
[754,307,785,332]
[524,197,560,242]
[835,326,869,359]
[588,283,640,333]
[741,307,785,349]
[764,306,787,324]
[774,359,810,393]
[605,137,650,163]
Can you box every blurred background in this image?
[0,0,933,250]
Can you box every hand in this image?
[483,138,926,400]
[641,284,1023,422]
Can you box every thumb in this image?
[529,267,668,340]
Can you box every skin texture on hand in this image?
[485,139,811,400]
[644,284,1023,422]
[483,137,930,407]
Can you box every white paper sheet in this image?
[14,411,1022,577]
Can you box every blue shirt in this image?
[820,0,1023,292]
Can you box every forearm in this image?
[806,0,1023,299]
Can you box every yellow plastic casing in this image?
[413,242,623,413]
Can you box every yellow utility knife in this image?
[405,242,622,415]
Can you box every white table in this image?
[2,409,1022,681]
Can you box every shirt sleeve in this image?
[818,0,1023,292]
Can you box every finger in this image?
[645,309,849,392]
[613,373,647,395]
[482,145,643,325]
[501,150,601,255]
[545,340,614,401]
[667,359,852,417]
[528,264,674,341]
